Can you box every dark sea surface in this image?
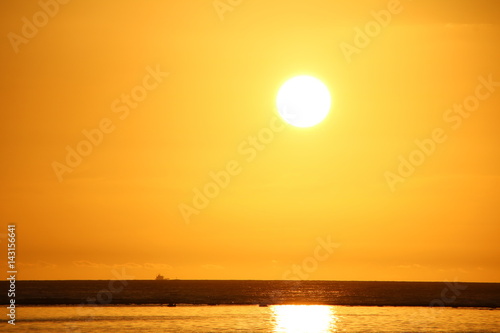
[1,280,499,307]
[1,281,499,332]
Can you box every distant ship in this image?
[155,274,168,280]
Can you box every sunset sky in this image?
[1,0,499,282]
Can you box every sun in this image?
[276,75,332,128]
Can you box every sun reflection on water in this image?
[271,305,338,333]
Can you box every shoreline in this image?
[6,301,500,308]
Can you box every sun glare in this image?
[276,75,332,128]
[271,305,338,333]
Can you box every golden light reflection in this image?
[271,305,338,333]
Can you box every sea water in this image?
[2,305,499,333]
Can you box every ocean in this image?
[1,280,499,332]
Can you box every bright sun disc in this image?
[276,75,332,128]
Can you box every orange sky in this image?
[1,0,499,282]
